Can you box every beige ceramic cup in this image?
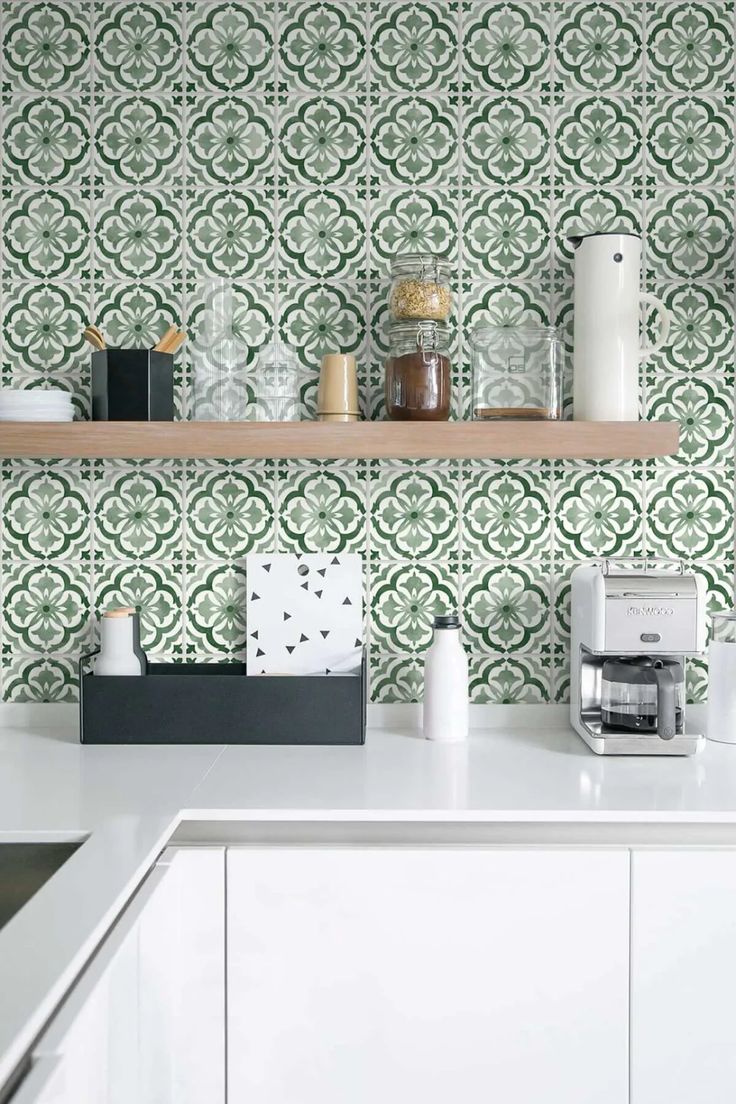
[317,354,359,421]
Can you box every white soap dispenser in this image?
[423,614,469,742]
[95,608,147,676]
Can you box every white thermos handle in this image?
[639,291,671,359]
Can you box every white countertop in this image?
[2,706,736,1091]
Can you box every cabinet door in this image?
[19,848,225,1104]
[139,847,226,1104]
[228,847,629,1104]
[631,849,736,1104]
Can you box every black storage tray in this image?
[79,653,366,745]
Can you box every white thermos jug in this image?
[570,232,671,421]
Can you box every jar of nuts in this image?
[389,253,452,322]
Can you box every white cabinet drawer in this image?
[227,846,629,1104]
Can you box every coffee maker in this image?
[570,561,706,755]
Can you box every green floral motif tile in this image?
[370,562,458,653]
[3,97,90,187]
[94,561,183,652]
[2,461,90,560]
[281,97,365,186]
[280,190,365,279]
[3,1,90,91]
[187,97,274,188]
[647,468,734,561]
[278,462,366,553]
[280,1,365,91]
[187,190,274,281]
[370,191,457,272]
[371,3,458,92]
[647,2,733,92]
[185,561,247,656]
[4,191,90,282]
[465,191,549,280]
[96,97,181,186]
[2,283,88,377]
[647,190,733,279]
[555,2,641,91]
[647,97,733,187]
[96,2,182,92]
[462,562,549,653]
[186,462,275,559]
[469,654,550,704]
[555,97,642,188]
[1,655,79,703]
[3,562,89,653]
[370,463,460,560]
[644,283,734,377]
[187,2,273,91]
[93,463,183,560]
[462,463,551,560]
[647,377,734,467]
[554,465,643,559]
[371,97,457,187]
[463,96,550,187]
[95,190,181,280]
[369,654,423,704]
[464,1,549,91]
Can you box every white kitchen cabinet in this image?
[16,847,225,1104]
[631,849,736,1104]
[227,846,630,1104]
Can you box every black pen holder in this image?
[91,349,174,421]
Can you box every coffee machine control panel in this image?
[599,573,704,655]
[572,563,705,657]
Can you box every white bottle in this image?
[423,614,469,742]
[570,232,671,421]
[95,608,146,676]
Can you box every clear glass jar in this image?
[385,320,451,421]
[470,325,563,420]
[389,253,452,322]
[247,342,301,421]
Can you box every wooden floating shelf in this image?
[0,420,679,461]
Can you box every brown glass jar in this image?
[385,321,451,421]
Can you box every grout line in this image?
[364,0,374,683]
[180,0,192,660]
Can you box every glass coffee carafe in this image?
[600,657,685,740]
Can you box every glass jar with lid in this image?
[389,253,452,322]
[470,325,563,420]
[385,320,451,421]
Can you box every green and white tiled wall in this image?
[0,1,734,703]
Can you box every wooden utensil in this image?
[164,330,187,355]
[83,327,105,351]
[154,326,177,352]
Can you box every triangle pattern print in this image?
[246,553,363,675]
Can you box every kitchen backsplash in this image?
[0,0,734,704]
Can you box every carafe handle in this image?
[639,292,671,360]
[653,664,676,740]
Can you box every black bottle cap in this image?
[434,614,460,629]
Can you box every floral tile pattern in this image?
[0,0,734,705]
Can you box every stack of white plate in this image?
[0,389,75,421]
